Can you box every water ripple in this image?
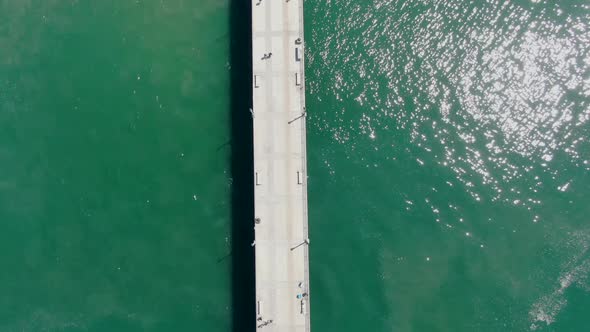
[307,0,590,330]
[308,0,590,211]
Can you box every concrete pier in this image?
[252,0,310,331]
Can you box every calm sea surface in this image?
[0,0,589,331]
[0,1,232,331]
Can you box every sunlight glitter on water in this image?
[307,0,590,331]
[310,0,590,213]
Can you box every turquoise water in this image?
[1,0,590,331]
[306,1,590,331]
[0,1,233,330]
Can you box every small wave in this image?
[529,232,590,329]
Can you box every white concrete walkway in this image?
[252,0,310,331]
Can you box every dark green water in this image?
[1,0,589,331]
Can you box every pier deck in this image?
[252,0,310,331]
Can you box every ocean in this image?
[0,0,589,331]
[0,1,233,330]
[306,1,590,331]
